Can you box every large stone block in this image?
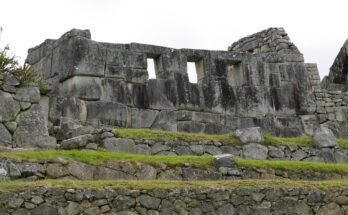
[313,127,337,148]
[106,49,146,69]
[0,123,12,146]
[105,66,148,83]
[130,108,158,128]
[235,127,264,143]
[14,87,40,103]
[86,101,128,127]
[13,104,56,148]
[51,36,106,81]
[0,91,20,122]
[59,76,102,101]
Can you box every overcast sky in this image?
[0,0,347,80]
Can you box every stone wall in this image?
[1,186,348,214]
[26,28,316,137]
[228,27,300,54]
[1,155,348,182]
[0,73,56,148]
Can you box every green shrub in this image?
[0,46,17,75]
[12,63,50,92]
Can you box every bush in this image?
[0,45,49,92]
[12,63,50,92]
[0,46,17,75]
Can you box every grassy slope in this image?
[3,150,348,173]
[0,150,214,168]
[235,158,348,173]
[117,128,242,144]
[1,179,348,192]
[116,128,316,147]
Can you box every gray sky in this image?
[1,0,347,80]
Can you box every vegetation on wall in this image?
[0,45,49,91]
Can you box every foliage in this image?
[0,45,49,91]
[337,138,348,149]
[0,46,17,75]
[0,150,214,168]
[11,63,49,91]
[235,157,348,173]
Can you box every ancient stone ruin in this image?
[3,27,348,214]
[25,27,316,142]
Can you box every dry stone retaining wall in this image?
[1,157,348,182]
[1,186,348,214]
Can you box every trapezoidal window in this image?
[187,58,204,84]
[227,60,243,87]
[147,58,157,79]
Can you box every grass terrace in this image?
[3,150,348,174]
[2,179,348,192]
[0,150,214,168]
[235,158,348,173]
[116,128,317,147]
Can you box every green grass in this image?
[116,128,242,145]
[0,150,214,168]
[263,133,314,147]
[338,138,348,149]
[116,128,318,147]
[235,158,348,173]
[2,179,348,192]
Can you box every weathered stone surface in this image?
[137,195,161,209]
[138,164,157,179]
[102,138,136,153]
[313,127,337,148]
[242,143,268,160]
[213,154,235,168]
[14,87,40,103]
[46,163,69,178]
[13,104,56,148]
[26,28,318,137]
[86,101,128,127]
[31,204,59,215]
[235,127,264,143]
[0,123,12,146]
[317,203,344,215]
[67,161,94,180]
[60,134,93,149]
[4,121,17,133]
[0,91,20,122]
[65,202,82,215]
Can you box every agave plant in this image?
[12,63,50,91]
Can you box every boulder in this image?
[235,127,264,143]
[242,143,268,160]
[0,123,12,146]
[137,195,161,209]
[13,104,56,148]
[313,127,337,148]
[102,138,136,153]
[4,121,17,133]
[60,134,93,149]
[31,204,59,215]
[0,90,20,122]
[14,87,40,103]
[213,154,235,168]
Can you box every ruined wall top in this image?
[228,27,300,55]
